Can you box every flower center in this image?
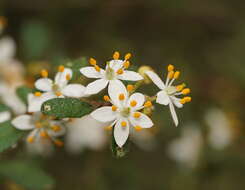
[120,107,131,117]
[105,67,115,80]
[165,86,177,95]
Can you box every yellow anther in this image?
[66,74,71,80]
[182,88,190,95]
[127,85,134,92]
[138,65,153,84]
[134,126,142,131]
[133,112,141,118]
[41,69,48,78]
[35,122,42,128]
[54,139,64,147]
[123,61,130,69]
[55,92,62,97]
[51,125,61,132]
[117,69,124,75]
[121,121,127,127]
[34,92,42,97]
[27,136,34,143]
[176,83,185,91]
[124,53,132,60]
[130,100,137,107]
[118,93,125,101]
[58,65,65,72]
[40,131,49,138]
[0,17,7,28]
[184,96,192,103]
[167,71,174,79]
[105,126,112,131]
[144,101,152,108]
[174,71,180,79]
[113,51,120,60]
[89,58,97,66]
[111,105,117,111]
[94,65,100,72]
[103,95,110,102]
[180,98,186,104]
[168,64,174,72]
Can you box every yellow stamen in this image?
[168,64,174,72]
[113,51,120,60]
[182,88,190,95]
[35,122,42,128]
[174,71,180,79]
[184,96,192,103]
[133,112,141,118]
[176,83,185,91]
[130,100,137,107]
[121,121,127,127]
[124,53,132,60]
[134,126,142,131]
[118,93,125,101]
[27,136,34,143]
[89,58,97,66]
[127,85,134,92]
[34,92,42,97]
[55,92,62,97]
[58,65,65,72]
[40,131,49,138]
[180,98,186,104]
[168,71,174,79]
[54,140,64,147]
[94,65,100,72]
[123,61,130,69]
[144,101,152,108]
[111,105,117,111]
[103,95,110,102]
[66,74,71,80]
[41,69,48,78]
[117,69,124,75]
[105,126,112,131]
[51,125,61,132]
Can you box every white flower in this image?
[80,51,143,95]
[28,66,86,112]
[12,112,66,146]
[0,110,11,123]
[0,37,16,63]
[91,80,153,147]
[145,65,191,126]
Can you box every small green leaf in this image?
[41,98,93,119]
[0,103,10,112]
[16,86,34,105]
[0,121,25,152]
[0,160,55,190]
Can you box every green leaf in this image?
[0,103,10,112]
[41,98,93,119]
[16,86,34,105]
[0,160,55,190]
[0,121,25,152]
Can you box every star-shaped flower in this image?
[91,80,153,147]
[28,65,86,112]
[145,65,191,126]
[80,51,143,95]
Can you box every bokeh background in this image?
[0,0,245,189]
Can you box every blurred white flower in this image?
[0,110,11,123]
[0,37,16,63]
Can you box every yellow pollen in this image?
[34,92,42,97]
[35,122,42,128]
[54,140,64,147]
[118,93,125,101]
[117,69,124,75]
[174,71,180,79]
[55,92,62,97]
[167,71,174,79]
[40,131,49,138]
[27,136,34,143]
[121,121,127,127]
[103,95,110,102]
[58,65,65,72]
[176,84,185,91]
[144,101,152,108]
[180,98,186,104]
[124,53,132,60]
[111,105,117,111]
[113,51,120,60]
[182,88,190,95]
[41,69,48,78]
[127,85,134,92]
[89,58,97,66]
[184,96,192,103]
[123,61,130,69]
[51,125,61,132]
[133,112,141,118]
[94,65,100,72]
[66,74,71,80]
[134,126,142,131]
[168,64,174,72]
[130,100,137,107]
[105,126,112,131]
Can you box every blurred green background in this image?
[1,0,245,189]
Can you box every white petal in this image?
[107,60,124,71]
[47,122,66,137]
[117,70,143,81]
[27,92,55,112]
[145,71,165,90]
[114,119,129,147]
[91,106,116,123]
[11,115,34,130]
[85,79,108,95]
[0,37,16,61]
[0,111,11,123]
[127,93,145,110]
[129,113,153,128]
[54,68,72,87]
[170,96,183,108]
[169,101,178,126]
[108,80,128,107]
[61,84,86,98]
[156,90,170,105]
[80,66,104,78]
[35,78,53,92]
